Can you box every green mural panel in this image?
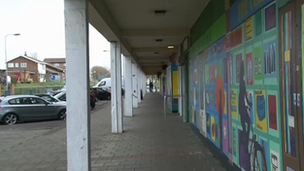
[190,14,226,57]
[190,0,225,45]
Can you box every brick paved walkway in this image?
[0,93,226,171]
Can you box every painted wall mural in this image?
[190,55,200,128]
[189,1,284,171]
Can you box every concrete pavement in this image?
[0,94,226,171]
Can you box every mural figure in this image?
[238,60,267,171]
[215,73,225,153]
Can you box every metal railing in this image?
[163,94,182,116]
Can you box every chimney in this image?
[24,51,27,56]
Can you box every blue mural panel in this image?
[230,0,274,30]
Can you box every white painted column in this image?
[64,0,91,170]
[124,56,133,116]
[142,72,146,97]
[110,41,123,133]
[160,75,163,96]
[178,66,183,116]
[137,67,142,103]
[132,63,138,108]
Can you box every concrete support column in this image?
[110,41,123,133]
[132,63,138,108]
[178,65,182,116]
[124,56,133,117]
[138,67,142,103]
[142,72,146,97]
[64,0,91,170]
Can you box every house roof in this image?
[46,63,65,72]
[8,56,65,72]
[7,55,45,64]
[44,58,65,63]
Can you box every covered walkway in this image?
[0,93,225,171]
[91,93,225,171]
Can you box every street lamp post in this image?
[4,33,20,91]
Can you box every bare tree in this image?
[31,52,38,59]
[91,66,111,78]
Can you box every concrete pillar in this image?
[142,72,146,97]
[110,41,123,133]
[64,0,91,170]
[132,63,138,108]
[178,66,182,116]
[124,56,133,116]
[138,67,142,103]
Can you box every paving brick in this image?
[0,95,226,171]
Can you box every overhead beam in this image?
[133,47,178,53]
[140,60,168,63]
[139,57,169,60]
[88,0,143,69]
[122,29,190,38]
[143,66,163,75]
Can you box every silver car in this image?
[0,95,66,125]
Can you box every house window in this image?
[21,63,27,68]
[54,63,60,67]
[8,63,14,68]
[15,63,19,68]
[64,63,66,66]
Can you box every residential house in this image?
[43,58,66,70]
[7,55,65,83]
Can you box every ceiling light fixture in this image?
[154,10,166,16]
[167,45,175,49]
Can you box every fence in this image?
[13,86,64,95]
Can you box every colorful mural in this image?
[190,55,200,128]
[189,1,284,171]
[166,64,179,113]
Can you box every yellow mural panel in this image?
[173,71,178,95]
[224,91,227,114]
[211,116,215,141]
[245,17,253,41]
[192,107,195,123]
[255,90,267,133]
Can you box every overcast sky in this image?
[0,0,111,70]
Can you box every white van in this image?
[94,77,111,89]
[93,77,125,90]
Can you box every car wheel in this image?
[3,113,18,125]
[58,110,66,120]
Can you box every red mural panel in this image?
[268,95,277,130]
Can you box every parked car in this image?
[91,87,111,100]
[35,94,65,104]
[54,90,96,110]
[92,78,125,99]
[0,95,66,125]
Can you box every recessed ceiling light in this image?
[155,39,163,42]
[154,52,159,54]
[154,10,166,16]
[167,45,175,49]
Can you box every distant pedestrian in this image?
[149,81,153,92]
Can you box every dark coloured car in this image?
[91,87,111,100]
